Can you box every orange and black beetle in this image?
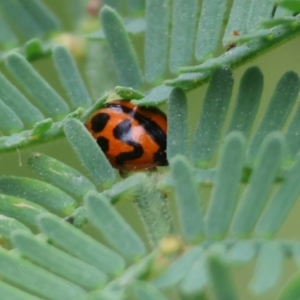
[86,100,168,170]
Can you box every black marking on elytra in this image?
[97,136,109,153]
[91,113,110,132]
[106,102,167,165]
[65,216,74,224]
[113,119,144,166]
[106,103,167,151]
[154,149,168,166]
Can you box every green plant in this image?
[1,0,300,299]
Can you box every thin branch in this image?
[165,15,300,90]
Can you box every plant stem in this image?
[134,172,176,247]
[165,15,300,89]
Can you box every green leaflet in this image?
[275,4,294,17]
[167,88,189,160]
[28,153,96,199]
[0,15,17,46]
[24,38,51,61]
[152,247,202,288]
[101,253,155,299]
[0,194,47,226]
[0,247,87,300]
[38,213,125,275]
[12,230,107,290]
[114,86,144,100]
[250,242,283,294]
[103,173,146,203]
[0,215,30,240]
[0,0,59,44]
[196,0,229,61]
[232,133,284,236]
[131,281,168,300]
[223,0,251,45]
[5,53,70,120]
[169,0,198,73]
[53,46,92,109]
[207,252,238,300]
[225,241,255,264]
[31,118,53,137]
[226,67,263,137]
[85,191,146,261]
[285,86,300,157]
[0,72,44,126]
[20,0,60,32]
[179,254,208,296]
[144,0,170,82]
[247,71,299,162]
[0,0,44,40]
[0,280,42,300]
[131,85,172,106]
[63,118,115,186]
[170,155,204,242]
[0,176,76,215]
[205,132,245,239]
[192,68,233,165]
[0,100,23,134]
[100,6,142,88]
[247,0,274,32]
[256,152,300,236]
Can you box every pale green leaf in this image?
[85,191,146,260]
[53,45,91,109]
[196,0,229,61]
[208,252,238,300]
[170,155,204,241]
[192,68,233,164]
[206,132,245,238]
[6,53,70,120]
[0,176,76,215]
[0,72,44,126]
[167,88,189,160]
[248,71,299,162]
[226,67,263,136]
[28,153,96,198]
[169,0,198,73]
[63,118,115,186]
[12,230,107,290]
[100,5,142,87]
[0,247,87,300]
[250,242,283,294]
[232,133,284,236]
[38,213,125,275]
[144,0,170,82]
[152,247,202,288]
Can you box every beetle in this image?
[86,100,168,170]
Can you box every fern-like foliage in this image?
[0,0,300,299]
